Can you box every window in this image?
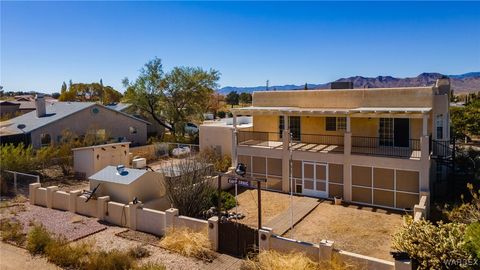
[337,117,346,131]
[326,117,337,131]
[129,127,137,134]
[379,118,394,146]
[40,134,51,147]
[436,114,444,140]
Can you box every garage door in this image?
[351,165,419,210]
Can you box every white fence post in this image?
[129,202,142,230]
[69,190,82,213]
[319,240,334,261]
[207,216,219,251]
[258,227,273,251]
[165,208,179,229]
[97,196,110,221]
[29,183,41,203]
[46,186,58,208]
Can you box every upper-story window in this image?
[326,117,346,131]
[436,114,444,140]
[279,116,301,141]
[40,133,51,147]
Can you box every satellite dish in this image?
[17,124,26,129]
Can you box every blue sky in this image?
[1,1,479,93]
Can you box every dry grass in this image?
[159,227,216,261]
[0,218,26,246]
[242,250,319,270]
[242,250,348,270]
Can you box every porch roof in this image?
[232,106,432,116]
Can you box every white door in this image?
[302,161,328,198]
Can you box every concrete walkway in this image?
[265,196,320,235]
[204,253,243,270]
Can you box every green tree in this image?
[60,82,67,94]
[58,82,122,103]
[225,91,239,107]
[239,92,252,105]
[304,83,308,90]
[123,58,220,138]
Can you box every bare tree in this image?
[161,158,214,217]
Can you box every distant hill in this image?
[218,72,480,94]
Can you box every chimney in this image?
[435,76,451,95]
[35,94,46,117]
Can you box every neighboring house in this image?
[107,102,165,137]
[218,78,451,210]
[0,95,149,148]
[0,101,21,117]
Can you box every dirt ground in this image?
[232,187,306,228]
[284,200,404,261]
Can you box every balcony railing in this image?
[237,131,422,159]
[351,136,421,159]
[430,139,453,158]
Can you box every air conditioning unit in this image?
[132,158,147,169]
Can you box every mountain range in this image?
[218,72,480,94]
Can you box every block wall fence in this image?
[29,183,424,270]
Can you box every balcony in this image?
[237,131,422,159]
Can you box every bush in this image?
[45,238,91,268]
[85,249,135,270]
[160,227,215,262]
[241,250,320,270]
[199,147,231,172]
[209,191,236,210]
[128,245,151,259]
[216,111,226,118]
[444,183,480,224]
[0,219,26,246]
[26,224,53,254]
[392,215,475,269]
[465,222,480,259]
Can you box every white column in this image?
[282,115,291,193]
[346,115,351,133]
[422,114,428,136]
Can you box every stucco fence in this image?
[28,183,218,249]
[29,183,425,270]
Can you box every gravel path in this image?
[13,203,106,241]
[79,226,213,270]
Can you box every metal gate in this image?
[218,219,258,258]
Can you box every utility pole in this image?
[266,80,269,91]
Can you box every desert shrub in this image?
[85,249,135,270]
[209,191,236,210]
[465,222,480,259]
[216,111,226,118]
[199,147,231,172]
[241,250,320,270]
[153,143,169,158]
[392,215,475,269]
[0,143,37,174]
[444,183,480,224]
[160,227,215,261]
[128,245,151,259]
[0,219,26,245]
[136,262,167,270]
[26,224,53,254]
[45,238,91,268]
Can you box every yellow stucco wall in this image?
[253,115,279,132]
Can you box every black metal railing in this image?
[237,131,282,148]
[430,139,452,158]
[351,136,421,158]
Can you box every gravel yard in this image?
[79,225,213,270]
[284,200,404,261]
[10,203,106,241]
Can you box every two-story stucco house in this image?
[219,78,451,210]
[0,95,149,148]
